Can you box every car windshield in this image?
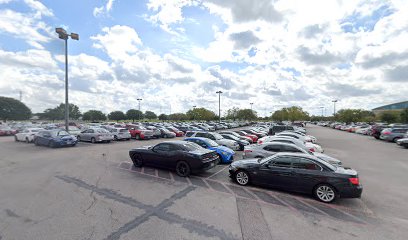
[182,142,202,151]
[119,129,129,132]
[213,133,223,140]
[53,131,70,137]
[97,129,109,133]
[31,129,41,132]
[206,139,219,147]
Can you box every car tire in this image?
[135,134,140,140]
[34,139,39,146]
[217,154,223,164]
[114,135,118,141]
[131,154,143,167]
[48,141,55,148]
[176,161,191,177]
[14,135,18,142]
[107,140,111,143]
[393,137,401,143]
[235,170,250,186]
[314,184,337,203]
[91,137,96,143]
[25,138,30,143]
[77,136,81,142]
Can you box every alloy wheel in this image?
[235,171,249,185]
[316,185,336,203]
[176,161,190,177]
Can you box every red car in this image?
[0,126,17,136]
[234,131,258,142]
[126,124,154,140]
[166,127,184,137]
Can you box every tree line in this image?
[1,96,407,123]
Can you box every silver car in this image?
[77,128,114,143]
[110,128,131,141]
[243,142,342,166]
[187,131,240,150]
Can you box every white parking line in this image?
[206,165,229,179]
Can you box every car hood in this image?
[212,146,235,154]
[313,153,342,165]
[231,158,260,168]
[217,139,236,145]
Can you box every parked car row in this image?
[317,122,408,149]
[129,123,362,203]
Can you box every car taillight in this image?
[382,131,391,135]
[349,178,359,185]
[309,148,315,152]
[244,150,252,153]
[258,140,263,144]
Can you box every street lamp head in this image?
[193,105,196,108]
[55,27,66,34]
[216,91,223,94]
[332,99,338,103]
[70,33,79,40]
[137,98,142,101]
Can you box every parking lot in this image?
[0,125,407,240]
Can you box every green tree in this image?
[236,109,257,120]
[225,107,239,120]
[380,111,399,123]
[0,96,31,121]
[285,106,310,121]
[186,107,217,121]
[144,111,157,120]
[82,110,106,121]
[158,114,168,121]
[108,111,126,122]
[400,108,408,123]
[39,103,81,121]
[168,113,188,121]
[126,109,143,122]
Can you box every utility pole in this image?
[19,90,22,102]
[193,105,196,121]
[216,91,223,123]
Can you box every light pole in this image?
[192,105,196,121]
[216,91,223,123]
[320,106,324,117]
[55,27,79,132]
[332,99,338,118]
[137,98,142,120]
[250,102,254,111]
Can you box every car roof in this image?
[185,137,209,141]
[273,152,316,158]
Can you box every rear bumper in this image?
[339,185,363,198]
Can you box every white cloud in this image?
[93,0,116,17]
[24,0,53,18]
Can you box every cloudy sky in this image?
[0,0,407,117]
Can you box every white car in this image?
[110,128,131,140]
[187,131,240,150]
[14,128,44,143]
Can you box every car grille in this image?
[202,153,217,162]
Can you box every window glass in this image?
[283,145,302,153]
[88,129,94,133]
[182,142,202,151]
[293,158,322,170]
[212,133,223,140]
[270,157,293,168]
[119,129,129,133]
[195,132,205,137]
[185,132,194,137]
[155,144,170,151]
[206,139,219,147]
[264,145,281,152]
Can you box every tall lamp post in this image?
[320,106,324,117]
[332,99,338,118]
[55,27,79,132]
[192,105,196,121]
[216,91,223,123]
[250,102,254,111]
[137,98,142,120]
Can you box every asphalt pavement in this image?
[0,125,407,240]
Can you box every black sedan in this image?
[228,152,362,203]
[129,141,219,177]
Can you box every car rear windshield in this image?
[120,129,129,133]
[206,139,219,147]
[54,131,69,136]
[213,133,223,140]
[182,142,202,151]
